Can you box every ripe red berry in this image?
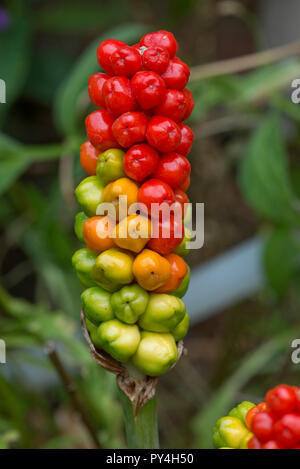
[251,411,275,442]
[266,385,297,416]
[80,141,100,176]
[146,116,181,152]
[97,39,126,75]
[153,152,191,189]
[147,214,184,255]
[142,47,170,74]
[131,71,166,109]
[102,76,136,116]
[123,144,159,182]
[182,88,194,120]
[112,111,148,148]
[154,89,187,122]
[85,110,120,151]
[179,175,190,192]
[174,189,189,219]
[247,436,261,449]
[261,440,282,449]
[274,413,300,448]
[177,124,194,156]
[88,72,108,108]
[161,57,190,90]
[138,178,175,215]
[140,30,178,58]
[111,45,142,76]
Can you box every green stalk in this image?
[118,389,159,449]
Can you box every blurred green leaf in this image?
[0,17,31,124]
[239,115,300,225]
[264,228,300,296]
[54,23,148,137]
[189,75,241,121]
[24,47,73,105]
[0,133,28,195]
[34,1,130,34]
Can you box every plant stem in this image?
[118,389,159,449]
[190,38,300,81]
[45,341,101,449]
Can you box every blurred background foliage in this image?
[1,0,300,449]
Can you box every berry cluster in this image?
[73,30,194,377]
[247,385,300,449]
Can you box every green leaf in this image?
[54,23,148,136]
[233,60,300,106]
[34,2,130,34]
[238,115,300,225]
[0,17,31,124]
[264,228,300,296]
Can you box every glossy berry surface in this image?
[131,71,166,110]
[142,47,170,74]
[161,57,190,90]
[112,111,148,148]
[154,89,187,122]
[146,116,181,152]
[88,72,108,108]
[85,110,120,151]
[140,30,178,58]
[123,144,159,182]
[80,141,100,176]
[153,152,191,189]
[177,124,194,156]
[182,88,194,120]
[111,45,142,76]
[138,178,175,215]
[97,39,126,75]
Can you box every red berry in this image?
[161,57,190,90]
[88,72,108,108]
[111,45,142,76]
[146,116,181,152]
[112,111,148,148]
[80,141,100,176]
[102,76,136,116]
[153,152,191,189]
[182,88,194,120]
[245,402,268,431]
[174,189,189,220]
[132,43,141,50]
[251,411,275,442]
[266,385,297,416]
[142,47,170,74]
[97,39,126,75]
[179,175,190,192]
[131,71,166,110]
[123,144,159,182]
[147,214,184,255]
[154,89,187,122]
[261,440,282,449]
[138,178,175,215]
[247,436,261,449]
[177,124,194,156]
[85,110,120,151]
[274,413,300,448]
[140,30,178,58]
